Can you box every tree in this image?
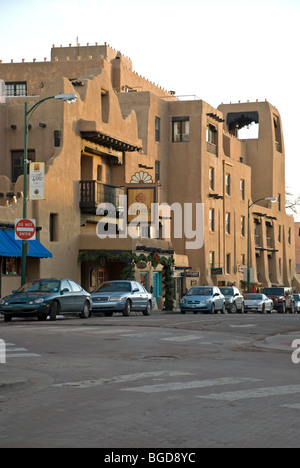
[286,186,300,215]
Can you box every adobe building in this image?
[0,43,298,305]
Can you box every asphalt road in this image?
[0,311,300,448]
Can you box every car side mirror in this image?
[132,288,139,293]
[61,288,70,295]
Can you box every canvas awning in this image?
[0,229,52,258]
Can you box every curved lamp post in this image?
[247,196,277,293]
[21,93,77,285]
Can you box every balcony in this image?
[80,181,125,213]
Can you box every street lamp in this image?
[21,93,77,286]
[247,196,277,293]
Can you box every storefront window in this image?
[1,257,21,276]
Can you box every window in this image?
[288,227,291,244]
[172,117,190,142]
[273,115,282,153]
[241,216,245,237]
[61,280,71,291]
[278,225,281,243]
[209,167,214,191]
[12,150,35,183]
[240,179,245,200]
[101,89,109,123]
[69,280,82,292]
[49,214,58,242]
[225,212,231,235]
[5,82,27,97]
[209,251,215,269]
[241,254,246,266]
[209,208,215,232]
[155,117,160,142]
[278,193,281,212]
[226,253,231,274]
[1,257,21,276]
[206,124,218,155]
[225,173,231,196]
[155,161,160,183]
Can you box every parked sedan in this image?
[220,286,244,313]
[91,281,154,316]
[244,293,273,314]
[181,286,225,314]
[0,278,92,322]
[293,294,300,313]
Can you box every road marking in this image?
[2,342,41,358]
[230,324,257,328]
[162,334,202,342]
[54,371,193,389]
[121,377,260,394]
[282,404,300,410]
[197,384,300,401]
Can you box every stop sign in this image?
[15,219,36,241]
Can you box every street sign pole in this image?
[21,102,29,287]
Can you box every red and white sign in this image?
[15,219,36,241]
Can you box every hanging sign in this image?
[29,162,45,200]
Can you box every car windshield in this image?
[93,282,132,293]
[293,294,300,300]
[264,288,284,295]
[244,294,263,300]
[220,287,234,296]
[17,280,60,293]
[187,287,213,296]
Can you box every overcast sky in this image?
[1,0,300,216]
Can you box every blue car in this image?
[91,280,154,317]
[180,286,225,314]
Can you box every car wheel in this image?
[230,303,237,314]
[281,303,286,314]
[210,303,215,315]
[123,299,131,317]
[143,301,151,316]
[49,301,59,321]
[80,301,91,319]
[221,304,227,314]
[261,304,266,314]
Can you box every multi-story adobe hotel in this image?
[0,43,298,307]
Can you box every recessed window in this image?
[206,124,218,155]
[172,117,189,142]
[209,167,214,191]
[225,173,231,196]
[11,150,35,183]
[155,117,161,142]
[209,208,215,232]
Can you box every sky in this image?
[1,0,300,216]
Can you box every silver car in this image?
[220,286,244,313]
[244,293,273,314]
[91,280,154,317]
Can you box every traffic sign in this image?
[15,219,36,241]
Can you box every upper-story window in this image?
[5,82,27,97]
[172,117,190,142]
[155,117,161,142]
[206,123,218,155]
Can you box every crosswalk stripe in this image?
[197,384,300,401]
[121,377,260,394]
[54,371,193,389]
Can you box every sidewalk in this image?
[255,331,300,352]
